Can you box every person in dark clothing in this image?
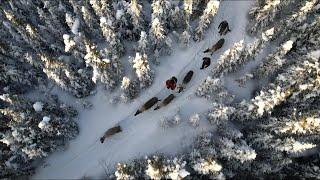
[200,57,211,69]
[218,20,231,36]
[166,76,177,90]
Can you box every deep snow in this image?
[33,1,255,179]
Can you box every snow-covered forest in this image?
[0,0,319,179]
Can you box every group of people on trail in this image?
[100,21,231,144]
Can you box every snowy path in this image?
[33,1,254,179]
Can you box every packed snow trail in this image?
[33,1,254,179]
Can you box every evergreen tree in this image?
[0,94,78,178]
[131,53,154,88]
[127,0,146,40]
[120,76,140,103]
[194,0,220,41]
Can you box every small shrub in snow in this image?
[115,161,145,180]
[196,77,222,99]
[189,113,200,127]
[145,156,168,179]
[218,138,257,163]
[38,116,51,130]
[196,76,234,103]
[159,110,182,129]
[192,158,222,175]
[207,103,235,125]
[235,73,253,87]
[33,101,43,112]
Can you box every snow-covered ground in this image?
[33,1,254,179]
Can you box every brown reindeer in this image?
[203,38,225,54]
[178,70,194,93]
[134,97,161,116]
[154,94,175,110]
[100,125,122,143]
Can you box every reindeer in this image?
[154,94,175,110]
[203,38,225,54]
[134,97,161,116]
[100,125,122,143]
[178,70,194,93]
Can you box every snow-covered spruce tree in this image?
[159,109,182,129]
[79,1,103,38]
[89,0,113,18]
[62,11,99,64]
[2,9,56,54]
[271,0,319,41]
[207,103,235,125]
[211,40,245,77]
[236,39,294,85]
[217,137,257,164]
[169,5,184,30]
[131,53,154,89]
[196,76,234,103]
[151,0,172,23]
[39,1,71,37]
[114,155,190,180]
[289,15,320,54]
[235,52,319,121]
[120,76,140,103]
[137,31,149,54]
[126,0,146,40]
[114,159,146,179]
[180,0,193,47]
[111,130,255,178]
[212,28,274,77]
[191,126,255,178]
[0,58,46,95]
[39,53,95,98]
[194,0,220,41]
[253,39,294,79]
[84,39,123,91]
[188,148,224,179]
[113,0,132,40]
[248,0,295,34]
[243,107,320,176]
[100,17,125,58]
[149,17,172,63]
[149,0,173,62]
[0,94,78,178]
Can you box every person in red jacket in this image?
[166,76,177,90]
